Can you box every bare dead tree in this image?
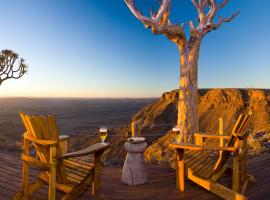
[124,0,239,142]
[0,49,27,86]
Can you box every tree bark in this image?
[177,39,201,143]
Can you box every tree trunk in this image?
[177,40,201,143]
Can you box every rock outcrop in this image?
[70,88,270,164]
[143,88,270,163]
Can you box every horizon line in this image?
[0,96,160,99]
[0,87,269,99]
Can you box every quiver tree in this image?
[125,0,239,142]
[0,49,27,86]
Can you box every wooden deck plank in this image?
[0,152,269,200]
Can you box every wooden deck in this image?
[0,152,270,200]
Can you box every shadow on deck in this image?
[0,152,269,200]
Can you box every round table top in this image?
[127,137,145,143]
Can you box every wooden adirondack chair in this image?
[13,112,110,200]
[170,111,254,200]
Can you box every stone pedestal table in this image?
[121,141,147,185]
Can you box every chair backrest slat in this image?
[37,116,51,140]
[231,114,245,134]
[48,115,59,141]
[237,113,252,136]
[19,112,33,136]
[212,112,253,174]
[30,116,44,139]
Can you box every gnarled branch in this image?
[214,11,240,29]
[124,0,170,29]
[125,0,239,45]
[0,49,28,86]
[191,0,240,36]
[124,0,187,46]
[219,0,230,9]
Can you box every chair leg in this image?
[233,151,240,192]
[62,172,93,200]
[29,179,44,195]
[221,165,255,195]
[176,149,185,191]
[92,152,102,195]
[12,159,29,200]
[187,169,247,200]
[22,160,29,200]
[22,139,30,200]
[13,178,45,200]
[241,174,256,194]
[240,155,247,182]
[49,146,57,200]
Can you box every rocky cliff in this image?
[70,88,270,164]
[142,88,270,163]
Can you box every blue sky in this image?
[0,0,269,98]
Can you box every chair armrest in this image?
[194,133,230,139]
[23,133,57,146]
[169,143,237,152]
[59,143,110,159]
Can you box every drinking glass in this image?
[172,127,181,144]
[99,127,107,143]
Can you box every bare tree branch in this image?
[124,0,239,44]
[188,21,196,31]
[124,0,186,45]
[219,0,230,9]
[200,0,209,10]
[124,0,170,28]
[0,49,28,86]
[191,0,201,14]
[191,0,239,36]
[213,10,240,29]
[206,0,218,23]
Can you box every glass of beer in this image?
[172,127,181,144]
[99,127,107,143]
